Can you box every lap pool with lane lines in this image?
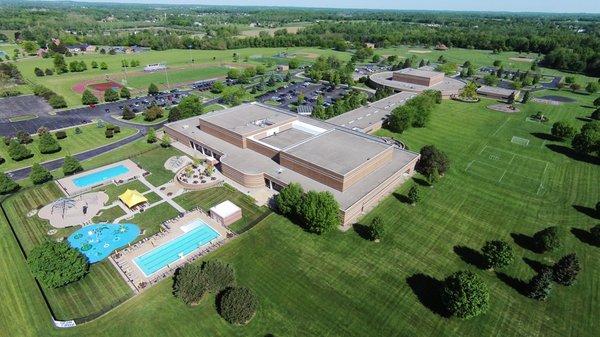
[133,219,220,277]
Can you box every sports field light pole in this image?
[163,62,171,91]
[188,44,193,63]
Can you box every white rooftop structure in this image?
[210,200,242,218]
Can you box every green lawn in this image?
[1,183,132,321]
[0,122,137,172]
[130,202,179,237]
[143,191,162,204]
[92,205,126,223]
[0,95,598,336]
[130,146,185,186]
[173,184,270,234]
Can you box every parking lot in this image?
[257,81,353,113]
[0,95,53,122]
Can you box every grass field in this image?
[0,94,598,336]
[129,146,183,186]
[173,184,270,234]
[130,202,180,237]
[0,123,137,172]
[12,47,346,106]
[1,183,132,321]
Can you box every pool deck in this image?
[110,209,233,292]
[56,159,146,196]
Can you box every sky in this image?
[68,0,600,13]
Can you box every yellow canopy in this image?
[118,189,148,208]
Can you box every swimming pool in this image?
[73,164,130,188]
[133,220,219,277]
[68,223,140,263]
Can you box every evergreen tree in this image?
[441,271,489,319]
[552,253,580,286]
[122,106,135,120]
[81,89,98,105]
[38,132,61,154]
[528,269,553,301]
[147,128,157,143]
[533,226,562,253]
[148,83,159,95]
[481,240,514,269]
[104,88,119,102]
[160,133,171,148]
[167,106,181,122]
[120,86,131,99]
[62,155,83,176]
[29,163,52,184]
[8,139,32,161]
[407,185,420,205]
[0,172,19,194]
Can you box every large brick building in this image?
[392,68,445,87]
[164,103,420,227]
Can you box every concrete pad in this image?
[38,191,109,228]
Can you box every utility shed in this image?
[209,200,242,227]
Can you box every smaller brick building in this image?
[392,68,445,87]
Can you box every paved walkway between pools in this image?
[137,176,186,213]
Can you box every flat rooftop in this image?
[199,103,297,136]
[284,129,390,176]
[370,71,466,95]
[327,92,416,131]
[258,127,314,150]
[394,67,444,79]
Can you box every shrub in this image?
[416,145,450,183]
[143,105,164,121]
[120,86,131,99]
[81,89,98,105]
[299,191,340,234]
[407,185,420,204]
[74,127,82,134]
[481,240,514,269]
[104,88,119,102]
[17,130,32,144]
[28,241,89,288]
[122,106,135,120]
[105,129,114,138]
[0,172,19,194]
[552,253,580,286]
[44,68,53,76]
[533,226,562,253]
[34,67,45,77]
[160,133,171,148]
[147,128,157,143]
[551,121,576,140]
[217,287,258,325]
[113,125,120,133]
[441,271,489,319]
[62,155,83,176]
[173,264,207,306]
[3,136,12,146]
[106,124,115,131]
[30,163,52,184]
[201,260,236,293]
[274,182,304,218]
[8,139,32,161]
[148,83,159,95]
[48,95,67,108]
[56,131,67,140]
[366,216,384,242]
[38,132,61,154]
[528,269,553,301]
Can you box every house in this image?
[276,64,289,72]
[365,43,376,49]
[435,43,449,51]
[66,44,95,54]
[476,85,521,100]
[164,102,420,227]
[36,48,48,58]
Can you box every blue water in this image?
[73,165,129,188]
[68,223,140,263]
[133,220,219,277]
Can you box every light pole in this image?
[163,62,170,91]
[188,44,193,64]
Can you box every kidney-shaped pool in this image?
[68,223,140,263]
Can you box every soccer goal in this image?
[511,136,530,146]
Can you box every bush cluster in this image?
[441,271,489,319]
[32,84,67,108]
[275,183,341,234]
[28,241,89,288]
[217,287,259,325]
[173,260,236,306]
[386,91,440,133]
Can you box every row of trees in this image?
[312,90,368,120]
[32,84,67,108]
[386,90,442,134]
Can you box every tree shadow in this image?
[510,232,541,253]
[571,227,598,247]
[572,205,600,219]
[352,223,371,241]
[406,273,449,318]
[453,245,487,269]
[530,132,557,141]
[522,257,551,274]
[392,192,411,204]
[495,272,530,296]
[546,144,600,165]
[412,177,431,187]
[576,116,592,123]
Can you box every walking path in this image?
[137,176,186,213]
